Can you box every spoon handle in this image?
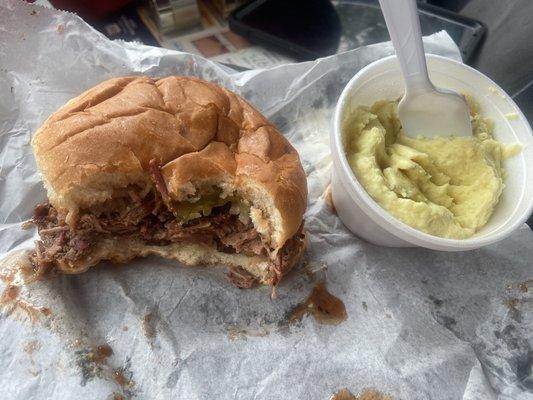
[378,0,434,93]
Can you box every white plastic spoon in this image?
[378,0,472,138]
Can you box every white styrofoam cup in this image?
[331,54,533,250]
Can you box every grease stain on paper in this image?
[142,312,156,339]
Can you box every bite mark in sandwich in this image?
[29,76,308,287]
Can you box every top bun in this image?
[32,76,307,250]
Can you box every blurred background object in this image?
[210,0,249,18]
[48,0,133,19]
[445,0,533,128]
[29,0,533,127]
[230,0,343,60]
[149,0,201,33]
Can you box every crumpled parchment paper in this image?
[0,1,532,399]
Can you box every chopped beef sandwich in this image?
[29,76,307,287]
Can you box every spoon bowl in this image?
[379,0,472,138]
[398,86,472,138]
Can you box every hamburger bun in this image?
[30,76,307,286]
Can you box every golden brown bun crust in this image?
[32,76,307,248]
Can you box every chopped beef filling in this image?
[226,266,257,289]
[29,190,302,284]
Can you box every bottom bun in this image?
[53,232,306,287]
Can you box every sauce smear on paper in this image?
[0,250,51,322]
[290,280,347,325]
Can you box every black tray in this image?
[229,0,485,63]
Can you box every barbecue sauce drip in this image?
[290,280,347,325]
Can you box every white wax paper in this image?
[1,1,532,399]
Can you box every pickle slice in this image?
[170,188,250,224]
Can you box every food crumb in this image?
[505,112,519,120]
[519,282,529,293]
[330,388,394,400]
[487,86,506,99]
[330,388,355,400]
[502,143,522,159]
[57,24,64,34]
[506,298,519,309]
[504,297,521,321]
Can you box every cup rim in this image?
[332,54,533,250]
